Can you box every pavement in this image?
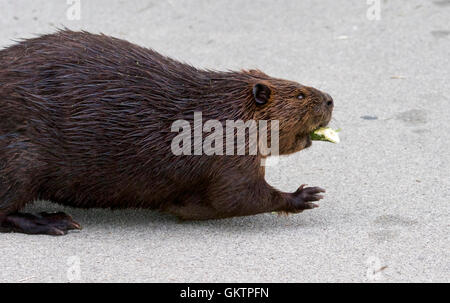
[0,0,448,282]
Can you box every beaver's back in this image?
[0,30,253,209]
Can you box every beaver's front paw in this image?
[289,184,325,212]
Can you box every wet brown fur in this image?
[0,30,333,228]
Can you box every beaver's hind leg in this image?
[0,135,81,235]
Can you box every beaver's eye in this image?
[297,93,305,100]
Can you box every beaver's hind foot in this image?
[0,212,81,236]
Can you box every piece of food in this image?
[310,127,340,143]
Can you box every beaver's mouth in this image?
[293,113,332,144]
[307,121,330,136]
[314,114,332,131]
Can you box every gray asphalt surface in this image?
[0,0,449,282]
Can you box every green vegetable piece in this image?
[310,127,340,144]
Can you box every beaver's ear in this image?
[252,83,271,105]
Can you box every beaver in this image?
[0,30,333,235]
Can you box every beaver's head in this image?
[248,71,334,155]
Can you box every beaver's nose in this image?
[324,93,333,107]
